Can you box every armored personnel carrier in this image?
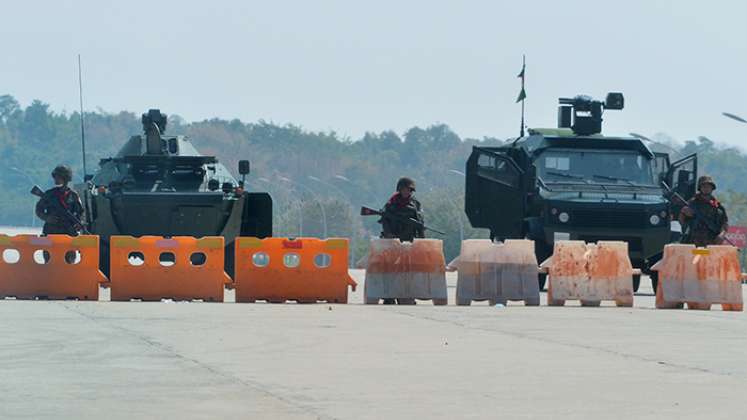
[79,109,272,275]
[464,93,696,291]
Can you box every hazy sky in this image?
[3,0,746,146]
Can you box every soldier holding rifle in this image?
[677,175,729,247]
[34,165,85,236]
[379,177,426,242]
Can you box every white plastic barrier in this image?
[364,238,447,305]
[452,239,539,306]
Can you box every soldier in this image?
[380,177,425,242]
[678,175,728,247]
[35,165,85,236]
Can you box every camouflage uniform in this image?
[678,176,728,247]
[379,177,425,305]
[380,193,425,242]
[35,166,85,236]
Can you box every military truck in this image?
[464,93,696,291]
[79,109,273,275]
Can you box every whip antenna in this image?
[78,54,88,180]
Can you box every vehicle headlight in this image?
[558,212,570,223]
[649,214,661,225]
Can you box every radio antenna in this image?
[77,54,88,180]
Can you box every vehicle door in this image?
[666,153,697,216]
[465,147,526,239]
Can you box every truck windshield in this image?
[537,149,656,186]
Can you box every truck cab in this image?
[464,94,697,291]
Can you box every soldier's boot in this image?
[396,298,416,305]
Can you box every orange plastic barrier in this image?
[109,236,231,301]
[0,234,105,300]
[652,244,743,311]
[233,237,357,303]
[543,241,634,307]
[453,239,540,306]
[364,239,447,305]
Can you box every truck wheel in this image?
[632,274,641,293]
[538,273,547,291]
[650,271,658,293]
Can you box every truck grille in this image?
[570,209,646,228]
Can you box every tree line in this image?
[2,94,747,264]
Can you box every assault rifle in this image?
[31,185,90,235]
[662,181,734,247]
[360,206,446,235]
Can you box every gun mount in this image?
[557,92,624,136]
[142,109,168,155]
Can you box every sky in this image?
[2,0,746,146]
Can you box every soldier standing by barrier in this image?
[359,178,445,304]
[380,177,425,242]
[678,175,728,247]
[34,165,85,236]
[379,177,424,304]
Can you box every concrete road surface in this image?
[0,271,745,420]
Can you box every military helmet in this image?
[396,177,416,192]
[697,175,716,191]
[51,165,73,182]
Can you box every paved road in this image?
[0,271,745,419]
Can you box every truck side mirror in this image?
[238,160,250,175]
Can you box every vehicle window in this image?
[538,149,656,186]
[653,155,669,182]
[545,157,569,171]
[477,153,519,187]
[478,154,494,169]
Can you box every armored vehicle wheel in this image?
[632,274,641,293]
[538,273,547,291]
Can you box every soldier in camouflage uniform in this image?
[678,175,728,247]
[380,177,425,242]
[35,165,85,236]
